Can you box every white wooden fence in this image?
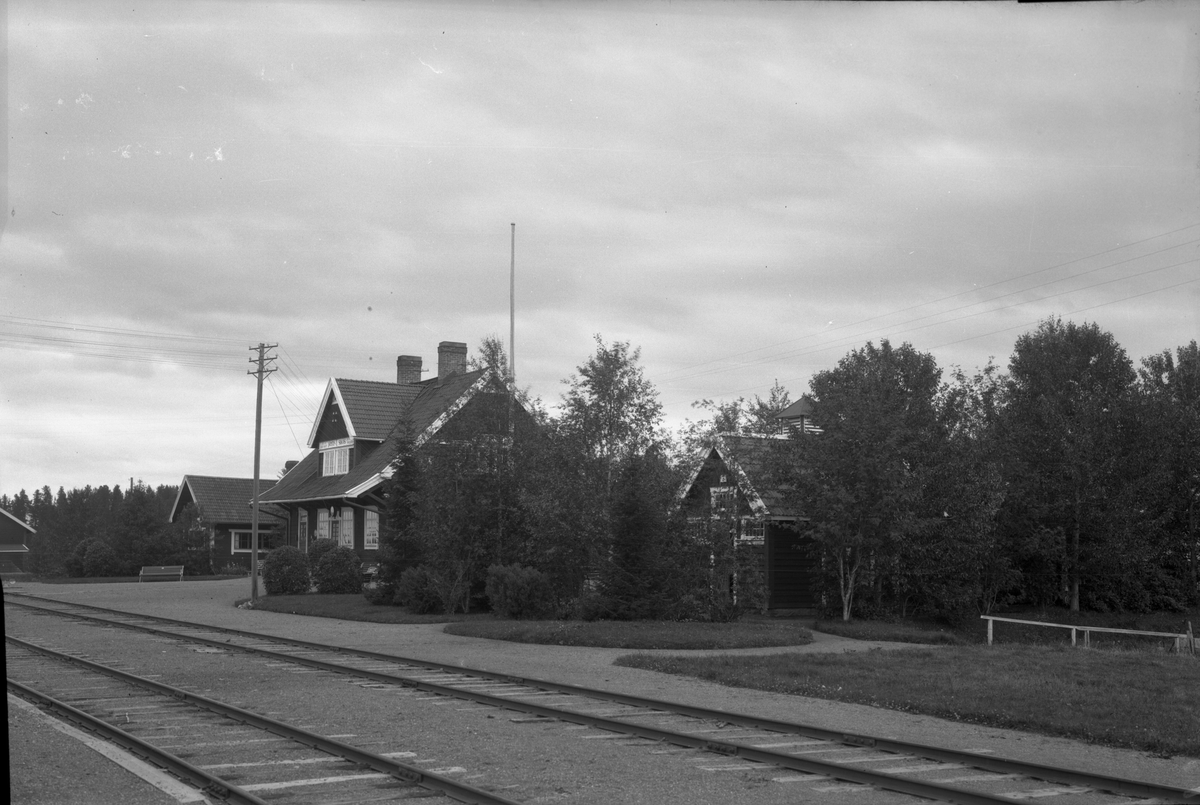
[981,615,1196,654]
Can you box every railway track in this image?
[7,592,1198,805]
[5,634,520,805]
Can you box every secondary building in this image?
[0,507,35,574]
[677,411,822,611]
[168,476,287,572]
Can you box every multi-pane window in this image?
[232,530,254,552]
[298,510,309,549]
[740,517,766,543]
[364,510,379,550]
[339,508,355,548]
[322,447,349,476]
[320,438,352,476]
[316,509,329,540]
[710,486,736,515]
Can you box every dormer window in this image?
[320,437,352,476]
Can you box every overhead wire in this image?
[672,248,1200,389]
[678,271,1200,403]
[659,222,1200,385]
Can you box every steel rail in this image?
[10,593,1199,803]
[5,635,522,805]
[7,677,271,805]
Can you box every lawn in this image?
[811,619,963,644]
[442,619,814,650]
[616,643,1200,757]
[249,593,488,624]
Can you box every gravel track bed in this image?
[7,579,1199,801]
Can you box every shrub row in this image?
[261,540,363,596]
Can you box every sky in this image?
[2,0,1198,497]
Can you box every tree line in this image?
[770,319,1198,621]
[5,318,1197,623]
[0,482,197,577]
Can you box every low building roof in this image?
[0,508,36,534]
[170,476,287,525]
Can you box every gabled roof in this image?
[679,433,799,519]
[170,475,287,524]
[307,379,420,446]
[262,368,513,505]
[0,507,35,534]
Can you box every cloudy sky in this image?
[3,0,1198,497]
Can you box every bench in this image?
[139,565,184,583]
[360,562,379,582]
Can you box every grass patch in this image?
[249,593,487,624]
[442,619,813,650]
[813,619,963,645]
[617,644,1200,757]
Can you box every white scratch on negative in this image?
[420,59,444,75]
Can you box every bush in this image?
[82,541,119,577]
[569,589,610,622]
[312,546,362,594]
[216,563,247,577]
[395,565,443,613]
[486,564,556,619]
[363,580,396,605]
[64,540,94,577]
[307,538,338,569]
[262,546,310,595]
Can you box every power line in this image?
[659,222,1200,384]
[675,272,1200,404]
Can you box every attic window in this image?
[320,437,352,476]
[710,486,736,515]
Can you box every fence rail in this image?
[981,615,1196,654]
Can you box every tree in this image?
[677,380,792,456]
[1137,340,1200,604]
[560,336,665,486]
[599,450,684,619]
[550,336,667,584]
[775,340,944,620]
[998,317,1136,612]
[915,363,1017,621]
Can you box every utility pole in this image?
[508,223,516,441]
[510,222,516,390]
[248,342,278,602]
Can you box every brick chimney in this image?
[396,355,422,385]
[437,341,468,382]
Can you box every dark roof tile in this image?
[173,476,286,524]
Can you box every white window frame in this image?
[298,510,309,551]
[231,530,255,553]
[364,510,379,550]
[739,517,766,544]
[339,507,355,548]
[322,447,350,476]
[710,486,736,516]
[316,509,329,540]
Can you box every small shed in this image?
[0,507,35,573]
[169,476,286,572]
[678,434,821,611]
